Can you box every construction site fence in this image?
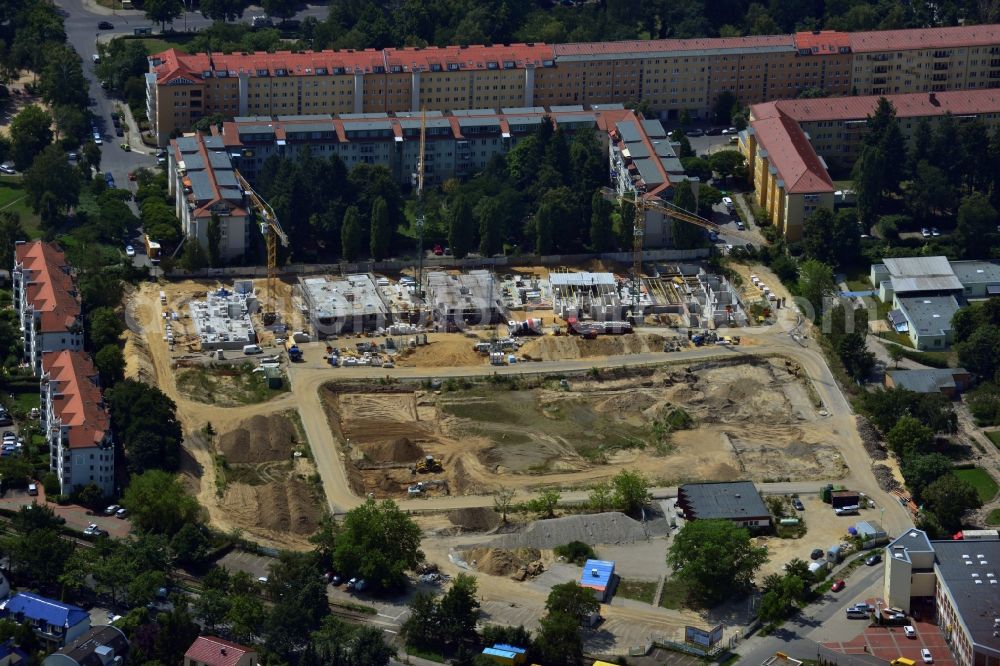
[166,248,711,280]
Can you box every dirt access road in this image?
[285,323,914,538]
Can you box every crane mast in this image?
[414,109,427,300]
[235,169,289,324]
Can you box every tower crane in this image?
[414,109,427,300]
[606,187,759,310]
[235,169,289,325]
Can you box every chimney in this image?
[591,568,598,577]
[221,648,228,656]
[929,92,939,105]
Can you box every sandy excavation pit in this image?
[322,358,849,499]
[215,412,321,539]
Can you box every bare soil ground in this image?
[322,357,848,499]
[394,333,489,368]
[218,413,302,464]
[519,333,666,361]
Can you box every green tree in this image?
[545,582,599,623]
[9,104,52,170]
[708,150,746,183]
[796,259,835,318]
[923,474,982,533]
[667,519,768,604]
[438,573,481,647]
[88,307,123,350]
[527,489,561,519]
[23,145,79,228]
[449,197,476,259]
[670,130,694,159]
[588,482,614,512]
[198,0,247,21]
[901,453,953,502]
[802,208,837,265]
[369,196,391,260]
[0,213,26,270]
[887,344,904,368]
[123,470,201,535]
[144,0,184,29]
[713,91,738,124]
[262,0,298,19]
[477,197,504,257]
[909,160,954,223]
[170,522,212,566]
[954,192,998,260]
[51,105,89,148]
[671,181,703,250]
[264,551,330,657]
[207,213,222,267]
[611,469,651,515]
[680,156,713,182]
[589,191,615,252]
[853,144,885,227]
[331,499,423,591]
[885,415,935,458]
[400,591,438,650]
[865,97,906,193]
[494,487,516,523]
[340,206,363,261]
[39,44,88,108]
[956,324,1000,382]
[837,333,875,382]
[180,238,209,271]
[192,589,230,632]
[533,612,583,666]
[227,594,264,644]
[95,344,125,387]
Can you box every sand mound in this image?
[464,547,541,576]
[449,507,501,532]
[363,437,425,463]
[220,479,320,536]
[219,414,298,463]
[490,512,649,549]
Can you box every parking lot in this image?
[217,550,275,581]
[0,488,131,539]
[822,602,957,665]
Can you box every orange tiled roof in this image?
[793,30,851,54]
[41,350,110,449]
[552,34,793,57]
[750,103,834,195]
[14,241,80,334]
[768,88,1000,122]
[849,24,1000,52]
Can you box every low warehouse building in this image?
[579,559,616,602]
[676,481,771,528]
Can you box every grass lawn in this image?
[953,467,1000,503]
[12,393,39,414]
[842,265,873,292]
[658,577,690,610]
[986,431,1000,451]
[405,647,445,663]
[177,364,290,405]
[137,35,196,55]
[987,508,1000,526]
[615,579,657,604]
[0,177,41,238]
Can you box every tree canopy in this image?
[667,519,768,604]
[331,499,423,591]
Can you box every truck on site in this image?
[890,658,916,666]
[284,338,303,362]
[144,235,161,263]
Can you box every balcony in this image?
[932,62,949,71]
[932,50,951,58]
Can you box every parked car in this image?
[904,625,917,638]
[792,498,805,511]
[97,21,114,29]
[27,483,37,496]
[931,227,941,237]
[115,508,127,519]
[705,127,723,135]
[83,523,107,537]
[687,128,705,137]
[125,245,135,257]
[104,504,119,515]
[0,162,15,174]
[91,54,100,63]
[921,227,931,238]
[722,196,734,211]
[93,134,103,145]
[866,553,882,566]
[921,648,933,663]
[830,579,845,592]
[0,413,12,427]
[810,548,824,560]
[722,126,737,134]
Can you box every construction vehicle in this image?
[234,169,289,324]
[414,455,443,474]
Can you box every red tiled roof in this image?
[849,24,1000,52]
[767,88,1000,122]
[184,636,254,666]
[14,241,81,334]
[41,351,110,449]
[793,30,851,54]
[750,104,834,195]
[553,34,793,57]
[383,43,553,71]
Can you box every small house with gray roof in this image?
[676,481,770,528]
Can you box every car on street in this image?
[810,548,824,560]
[125,245,135,257]
[921,648,933,663]
[257,576,268,585]
[722,126,737,134]
[705,127,723,135]
[904,625,917,638]
[93,133,103,145]
[687,128,705,137]
[0,162,15,174]
[866,553,882,565]
[98,21,114,29]
[104,504,119,515]
[830,579,845,592]
[91,54,100,63]
[792,498,804,511]
[921,227,931,238]
[931,227,941,236]
[27,483,37,496]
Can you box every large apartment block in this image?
[167,134,251,261]
[12,241,83,375]
[148,24,1000,144]
[739,88,1000,239]
[40,351,114,497]
[172,106,686,257]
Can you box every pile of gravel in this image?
[487,512,650,550]
[872,464,900,492]
[857,416,888,461]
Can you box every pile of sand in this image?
[363,437,425,463]
[220,479,320,535]
[448,507,501,532]
[219,414,298,463]
[463,547,541,576]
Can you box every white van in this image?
[243,344,263,355]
